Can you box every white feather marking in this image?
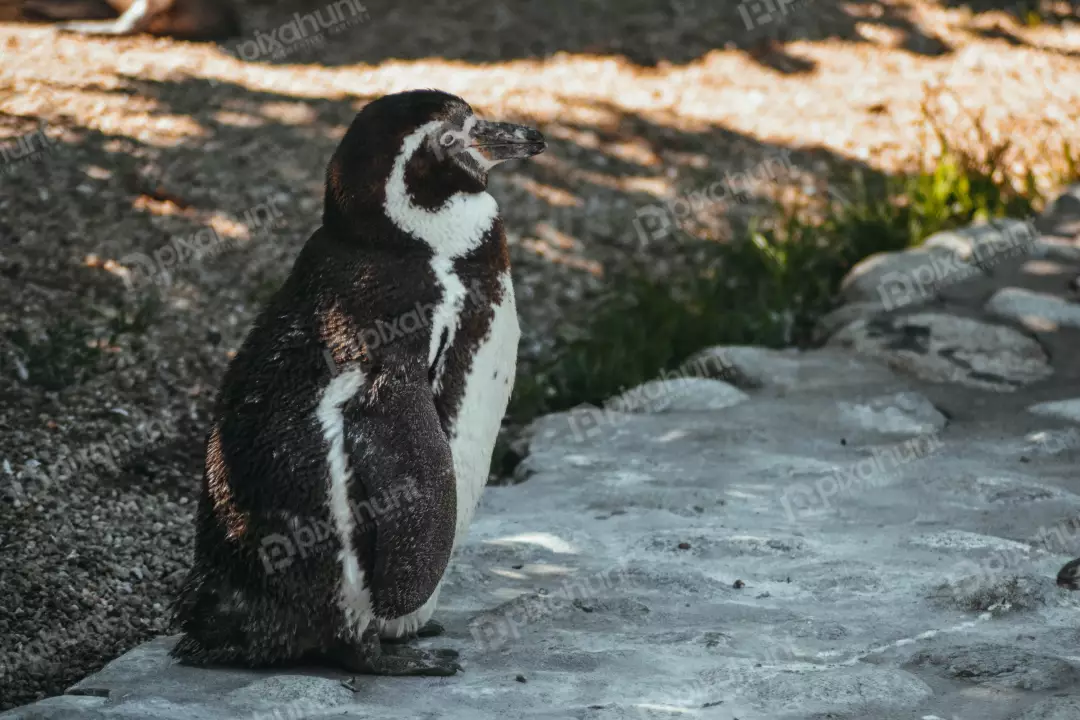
[384,120,501,388]
[382,120,500,392]
[448,272,519,547]
[428,252,467,393]
[315,367,372,639]
[383,121,498,258]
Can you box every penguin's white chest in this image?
[446,272,518,547]
[381,167,516,550]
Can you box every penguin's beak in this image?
[467,120,546,163]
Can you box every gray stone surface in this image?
[907,643,1080,691]
[828,312,1054,392]
[812,300,889,343]
[1010,696,1080,720]
[986,287,1080,332]
[607,377,748,413]
[835,391,946,434]
[5,346,1080,720]
[922,219,1039,266]
[839,246,982,310]
[1035,183,1080,241]
[684,345,898,394]
[1032,237,1080,264]
[1028,398,1080,424]
[823,190,1080,398]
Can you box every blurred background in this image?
[0,0,1078,709]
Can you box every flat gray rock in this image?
[835,391,946,435]
[1036,183,1080,241]
[922,219,1039,269]
[1028,398,1080,424]
[812,300,890,343]
[986,287,1080,332]
[908,643,1080,691]
[1009,696,1080,720]
[6,346,1080,720]
[606,377,748,413]
[829,312,1053,391]
[684,345,900,394]
[1032,237,1080,263]
[839,247,982,310]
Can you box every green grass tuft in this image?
[507,111,1057,425]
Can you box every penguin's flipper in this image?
[342,363,457,622]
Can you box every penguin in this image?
[22,0,239,40]
[170,89,545,676]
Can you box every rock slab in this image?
[5,347,1080,720]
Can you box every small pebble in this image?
[678,542,691,550]
[515,674,527,683]
[733,579,745,589]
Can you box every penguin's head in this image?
[325,90,545,238]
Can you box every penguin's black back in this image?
[172,226,448,665]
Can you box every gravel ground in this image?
[1,0,1079,709]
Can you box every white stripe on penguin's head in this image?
[383,120,499,257]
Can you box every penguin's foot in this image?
[336,628,462,679]
[371,645,461,676]
[382,619,446,644]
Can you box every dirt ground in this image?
[0,0,1078,709]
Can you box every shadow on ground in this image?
[8,0,1067,73]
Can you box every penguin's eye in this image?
[439,132,457,147]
